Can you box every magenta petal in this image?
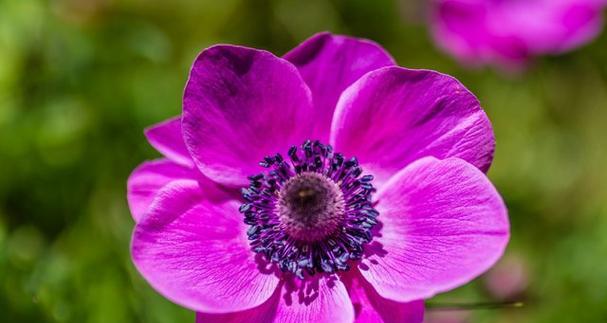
[359,157,509,302]
[274,275,354,323]
[331,67,494,185]
[126,159,195,222]
[284,32,395,141]
[196,276,354,323]
[195,288,280,323]
[144,116,193,168]
[131,180,280,312]
[182,45,316,187]
[342,270,424,323]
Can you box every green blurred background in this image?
[1,0,606,322]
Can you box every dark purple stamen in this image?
[240,140,379,279]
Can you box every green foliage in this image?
[0,0,605,322]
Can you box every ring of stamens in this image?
[240,140,379,279]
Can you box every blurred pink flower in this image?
[430,0,606,68]
[127,32,509,322]
[484,253,530,300]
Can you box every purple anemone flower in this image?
[127,32,509,323]
[430,0,607,68]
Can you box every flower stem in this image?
[426,301,524,311]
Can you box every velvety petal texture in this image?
[182,45,317,187]
[195,289,280,323]
[273,276,354,323]
[127,159,195,222]
[359,157,509,303]
[331,67,494,185]
[131,180,280,312]
[342,271,424,323]
[145,116,194,167]
[196,276,354,323]
[430,0,607,68]
[284,32,395,141]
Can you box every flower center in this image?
[278,172,345,242]
[240,140,379,279]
